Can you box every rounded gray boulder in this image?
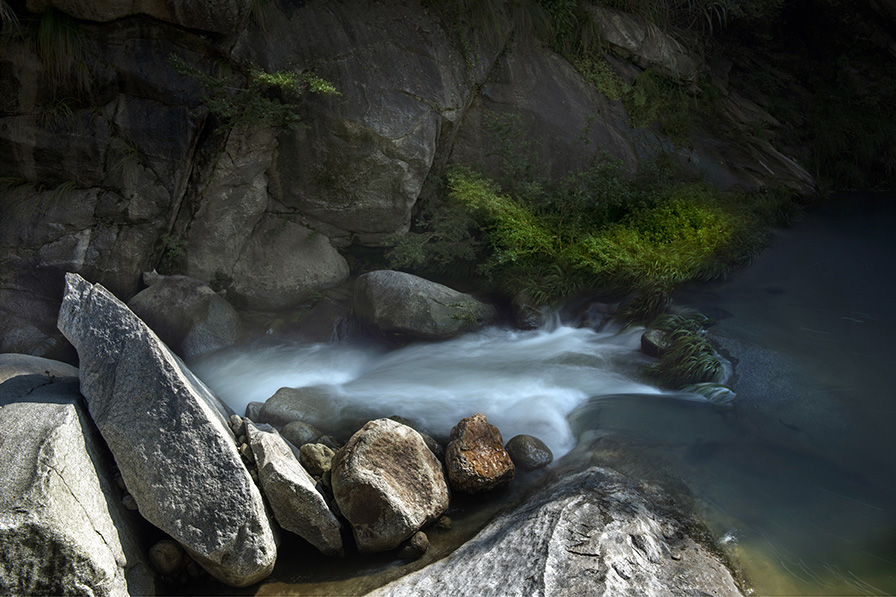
[354,270,496,341]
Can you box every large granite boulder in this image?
[370,467,744,596]
[0,354,156,596]
[245,422,344,557]
[127,274,243,360]
[331,418,450,553]
[354,270,496,341]
[56,273,277,587]
[177,125,349,312]
[445,413,515,494]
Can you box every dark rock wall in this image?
[0,0,813,359]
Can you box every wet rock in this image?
[57,274,277,587]
[127,274,243,360]
[331,419,450,553]
[511,293,545,330]
[641,328,672,357]
[354,270,496,341]
[300,443,336,478]
[260,386,376,434]
[396,531,430,561]
[281,420,322,447]
[246,422,344,557]
[445,414,514,494]
[505,434,553,471]
[369,467,744,596]
[0,354,157,596]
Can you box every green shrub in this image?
[170,54,339,131]
[646,328,725,388]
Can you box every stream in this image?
[192,193,896,595]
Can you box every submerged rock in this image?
[505,434,553,472]
[57,274,277,587]
[331,419,450,553]
[445,414,514,494]
[246,422,344,557]
[370,467,744,596]
[0,354,156,596]
[353,270,496,341]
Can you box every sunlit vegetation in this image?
[388,146,797,321]
[170,54,339,131]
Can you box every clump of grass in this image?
[646,328,724,388]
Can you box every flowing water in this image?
[192,193,896,595]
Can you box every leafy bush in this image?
[427,164,771,315]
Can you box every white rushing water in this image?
[191,318,664,458]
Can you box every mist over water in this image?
[192,318,666,457]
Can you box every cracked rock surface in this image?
[370,466,744,597]
[0,353,156,597]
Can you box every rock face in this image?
[56,273,277,587]
[370,467,744,597]
[0,0,816,363]
[587,5,698,81]
[232,1,502,246]
[25,0,252,34]
[127,274,243,359]
[331,418,450,553]
[445,413,515,493]
[504,434,553,472]
[0,354,156,596]
[245,422,344,557]
[354,270,496,341]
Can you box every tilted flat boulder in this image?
[0,354,156,596]
[245,422,344,557]
[331,418,450,553]
[370,467,744,596]
[354,270,496,341]
[57,273,276,587]
[445,413,514,493]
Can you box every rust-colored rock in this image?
[445,414,514,494]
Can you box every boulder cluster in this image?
[0,272,549,594]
